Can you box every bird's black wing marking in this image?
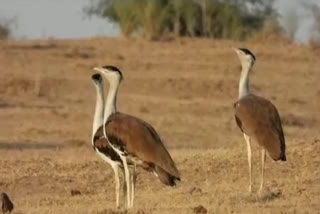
[106,134,128,156]
[95,145,121,162]
[93,134,122,162]
[235,115,244,132]
[234,101,244,132]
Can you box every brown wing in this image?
[105,112,180,180]
[234,94,286,161]
[93,126,121,162]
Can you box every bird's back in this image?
[234,94,286,161]
[105,112,180,183]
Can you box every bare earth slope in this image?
[0,38,319,213]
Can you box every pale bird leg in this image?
[244,134,252,193]
[129,163,137,208]
[113,165,121,209]
[120,156,131,209]
[121,167,127,208]
[259,149,266,194]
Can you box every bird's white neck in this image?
[103,77,120,126]
[92,83,105,141]
[238,62,252,99]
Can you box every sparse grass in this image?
[0,143,319,213]
[65,139,87,147]
[0,38,319,213]
[244,189,282,203]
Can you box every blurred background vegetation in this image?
[0,19,12,40]
[0,16,17,40]
[85,0,281,40]
[306,2,320,49]
[1,0,320,46]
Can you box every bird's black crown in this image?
[102,65,120,72]
[238,48,256,61]
[102,65,123,79]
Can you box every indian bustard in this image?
[91,73,131,208]
[233,48,286,193]
[93,65,181,208]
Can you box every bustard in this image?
[93,65,180,209]
[91,73,129,208]
[233,48,286,193]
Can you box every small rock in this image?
[189,187,202,195]
[70,189,81,196]
[193,205,207,214]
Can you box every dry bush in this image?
[305,2,320,51]
[64,47,95,59]
[6,42,58,50]
[308,37,320,51]
[0,76,35,96]
[0,21,10,39]
[33,77,72,98]
[249,17,291,44]
[0,17,16,39]
[0,74,74,99]
[0,24,10,39]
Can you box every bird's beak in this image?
[93,67,102,73]
[232,47,240,55]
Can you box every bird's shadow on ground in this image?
[244,189,282,203]
[96,208,127,214]
[0,141,61,150]
[96,208,148,214]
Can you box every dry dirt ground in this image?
[0,38,319,214]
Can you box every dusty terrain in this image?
[0,37,319,213]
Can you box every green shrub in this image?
[86,0,277,40]
[141,0,172,39]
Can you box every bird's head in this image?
[93,65,123,83]
[91,73,103,85]
[233,48,256,69]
